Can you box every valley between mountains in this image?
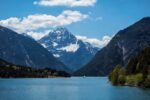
[0,17,150,88]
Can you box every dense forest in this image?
[0,59,70,78]
[109,45,150,88]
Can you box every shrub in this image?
[109,65,122,85]
[126,73,143,86]
[118,75,126,85]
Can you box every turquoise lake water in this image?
[0,77,150,100]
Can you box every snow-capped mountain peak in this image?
[38,27,99,71]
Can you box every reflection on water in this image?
[0,77,150,100]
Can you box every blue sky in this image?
[0,0,150,45]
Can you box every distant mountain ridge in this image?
[39,27,99,71]
[74,17,150,76]
[0,25,69,72]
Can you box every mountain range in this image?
[0,25,69,72]
[0,17,150,77]
[74,17,150,76]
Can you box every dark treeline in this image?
[0,59,70,78]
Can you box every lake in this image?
[0,77,149,100]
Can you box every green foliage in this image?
[118,67,126,75]
[109,65,124,85]
[126,73,143,86]
[109,45,150,88]
[0,65,70,78]
[118,75,126,85]
[126,45,150,75]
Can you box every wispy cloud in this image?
[34,0,97,7]
[0,10,88,33]
[26,30,50,40]
[76,35,112,48]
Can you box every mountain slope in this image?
[0,25,69,72]
[109,45,150,87]
[74,17,150,76]
[39,28,99,71]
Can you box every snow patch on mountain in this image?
[58,44,79,52]
[53,42,58,47]
[41,44,47,48]
[53,54,60,58]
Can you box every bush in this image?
[109,65,122,85]
[118,75,126,85]
[126,73,143,86]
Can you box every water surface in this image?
[0,77,150,100]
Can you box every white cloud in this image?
[34,0,97,7]
[26,30,50,40]
[0,10,88,33]
[76,35,112,48]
